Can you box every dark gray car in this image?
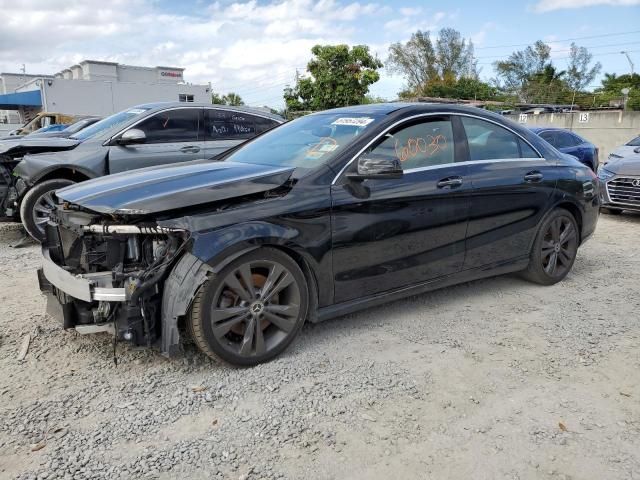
[11,102,283,240]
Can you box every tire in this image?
[601,207,623,215]
[522,208,579,286]
[20,179,75,242]
[188,247,309,366]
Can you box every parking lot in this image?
[0,212,637,480]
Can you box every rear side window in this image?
[462,117,523,160]
[539,131,556,146]
[555,131,579,148]
[134,108,200,144]
[205,109,278,140]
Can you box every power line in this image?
[477,48,640,66]
[475,29,640,50]
[475,40,640,60]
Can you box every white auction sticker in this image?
[331,117,375,127]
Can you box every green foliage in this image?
[284,44,383,111]
[566,43,601,91]
[416,76,500,101]
[211,91,245,106]
[595,73,640,110]
[363,94,388,104]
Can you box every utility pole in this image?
[621,51,635,76]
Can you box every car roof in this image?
[530,126,574,133]
[311,102,503,117]
[135,102,284,121]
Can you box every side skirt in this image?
[315,256,529,323]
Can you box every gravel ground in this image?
[0,214,639,480]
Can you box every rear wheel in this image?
[522,208,579,285]
[601,207,623,215]
[188,248,309,366]
[20,179,75,242]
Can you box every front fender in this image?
[188,220,307,270]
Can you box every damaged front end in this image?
[38,206,198,354]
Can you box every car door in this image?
[330,115,471,304]
[461,115,557,270]
[108,107,204,174]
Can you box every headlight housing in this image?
[597,167,615,182]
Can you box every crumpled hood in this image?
[56,161,295,214]
[604,156,640,176]
[0,137,79,156]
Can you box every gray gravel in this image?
[0,214,639,480]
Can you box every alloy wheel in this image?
[210,260,301,358]
[541,216,578,277]
[32,190,57,233]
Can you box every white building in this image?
[0,60,210,128]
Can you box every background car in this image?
[606,135,640,163]
[11,102,284,241]
[1,112,77,138]
[26,117,102,139]
[0,117,101,219]
[530,127,599,171]
[598,155,640,215]
[38,103,599,367]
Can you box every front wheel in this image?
[522,208,579,285]
[188,247,309,366]
[20,179,75,242]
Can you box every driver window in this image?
[134,108,200,144]
[364,118,454,170]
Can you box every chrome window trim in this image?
[403,158,541,174]
[331,111,544,185]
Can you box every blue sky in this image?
[1,0,639,107]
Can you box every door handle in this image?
[524,171,543,183]
[437,176,463,189]
[180,146,200,153]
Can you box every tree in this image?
[211,91,245,106]
[387,28,477,94]
[595,72,640,110]
[284,44,383,111]
[387,31,438,91]
[566,43,602,92]
[224,92,244,106]
[211,92,225,104]
[494,40,552,98]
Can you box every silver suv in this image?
[11,102,283,240]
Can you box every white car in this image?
[607,135,640,163]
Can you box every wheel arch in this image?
[34,166,94,185]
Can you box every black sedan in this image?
[38,103,599,366]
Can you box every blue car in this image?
[530,127,599,171]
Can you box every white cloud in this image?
[0,0,398,107]
[533,0,640,12]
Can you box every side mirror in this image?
[347,155,403,181]
[118,128,146,145]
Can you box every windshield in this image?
[71,107,151,141]
[626,136,640,147]
[63,119,96,134]
[223,113,383,168]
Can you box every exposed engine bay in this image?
[39,206,189,349]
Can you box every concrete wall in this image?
[41,78,210,116]
[506,111,640,159]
